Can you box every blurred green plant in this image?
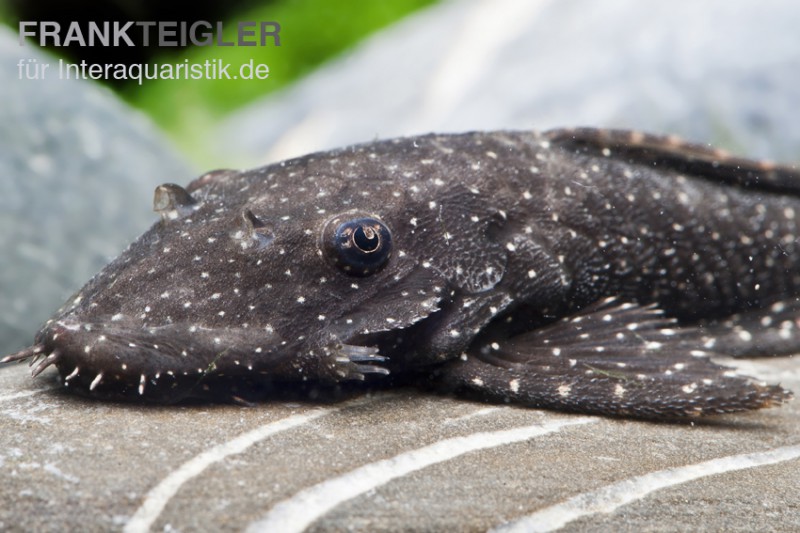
[125,0,437,165]
[0,1,12,25]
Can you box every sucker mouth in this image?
[2,315,414,402]
[0,318,278,401]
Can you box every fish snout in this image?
[27,319,205,400]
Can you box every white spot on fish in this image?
[89,373,103,391]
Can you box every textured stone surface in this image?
[0,358,798,532]
[0,27,194,353]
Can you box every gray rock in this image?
[0,357,798,531]
[218,0,800,165]
[0,27,194,354]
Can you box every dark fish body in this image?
[4,129,799,419]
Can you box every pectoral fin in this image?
[434,297,792,419]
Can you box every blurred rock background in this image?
[0,26,193,354]
[220,0,800,166]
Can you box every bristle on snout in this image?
[0,344,46,365]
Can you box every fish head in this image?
[20,139,498,401]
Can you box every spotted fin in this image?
[688,298,800,358]
[546,128,800,193]
[435,298,791,419]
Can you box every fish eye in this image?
[322,215,392,276]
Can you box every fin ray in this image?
[437,298,792,419]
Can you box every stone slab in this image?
[0,357,798,532]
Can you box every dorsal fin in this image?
[545,128,800,194]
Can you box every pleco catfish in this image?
[3,129,798,420]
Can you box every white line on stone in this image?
[448,406,502,423]
[245,417,596,533]
[492,444,800,533]
[123,409,334,533]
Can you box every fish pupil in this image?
[353,225,379,252]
